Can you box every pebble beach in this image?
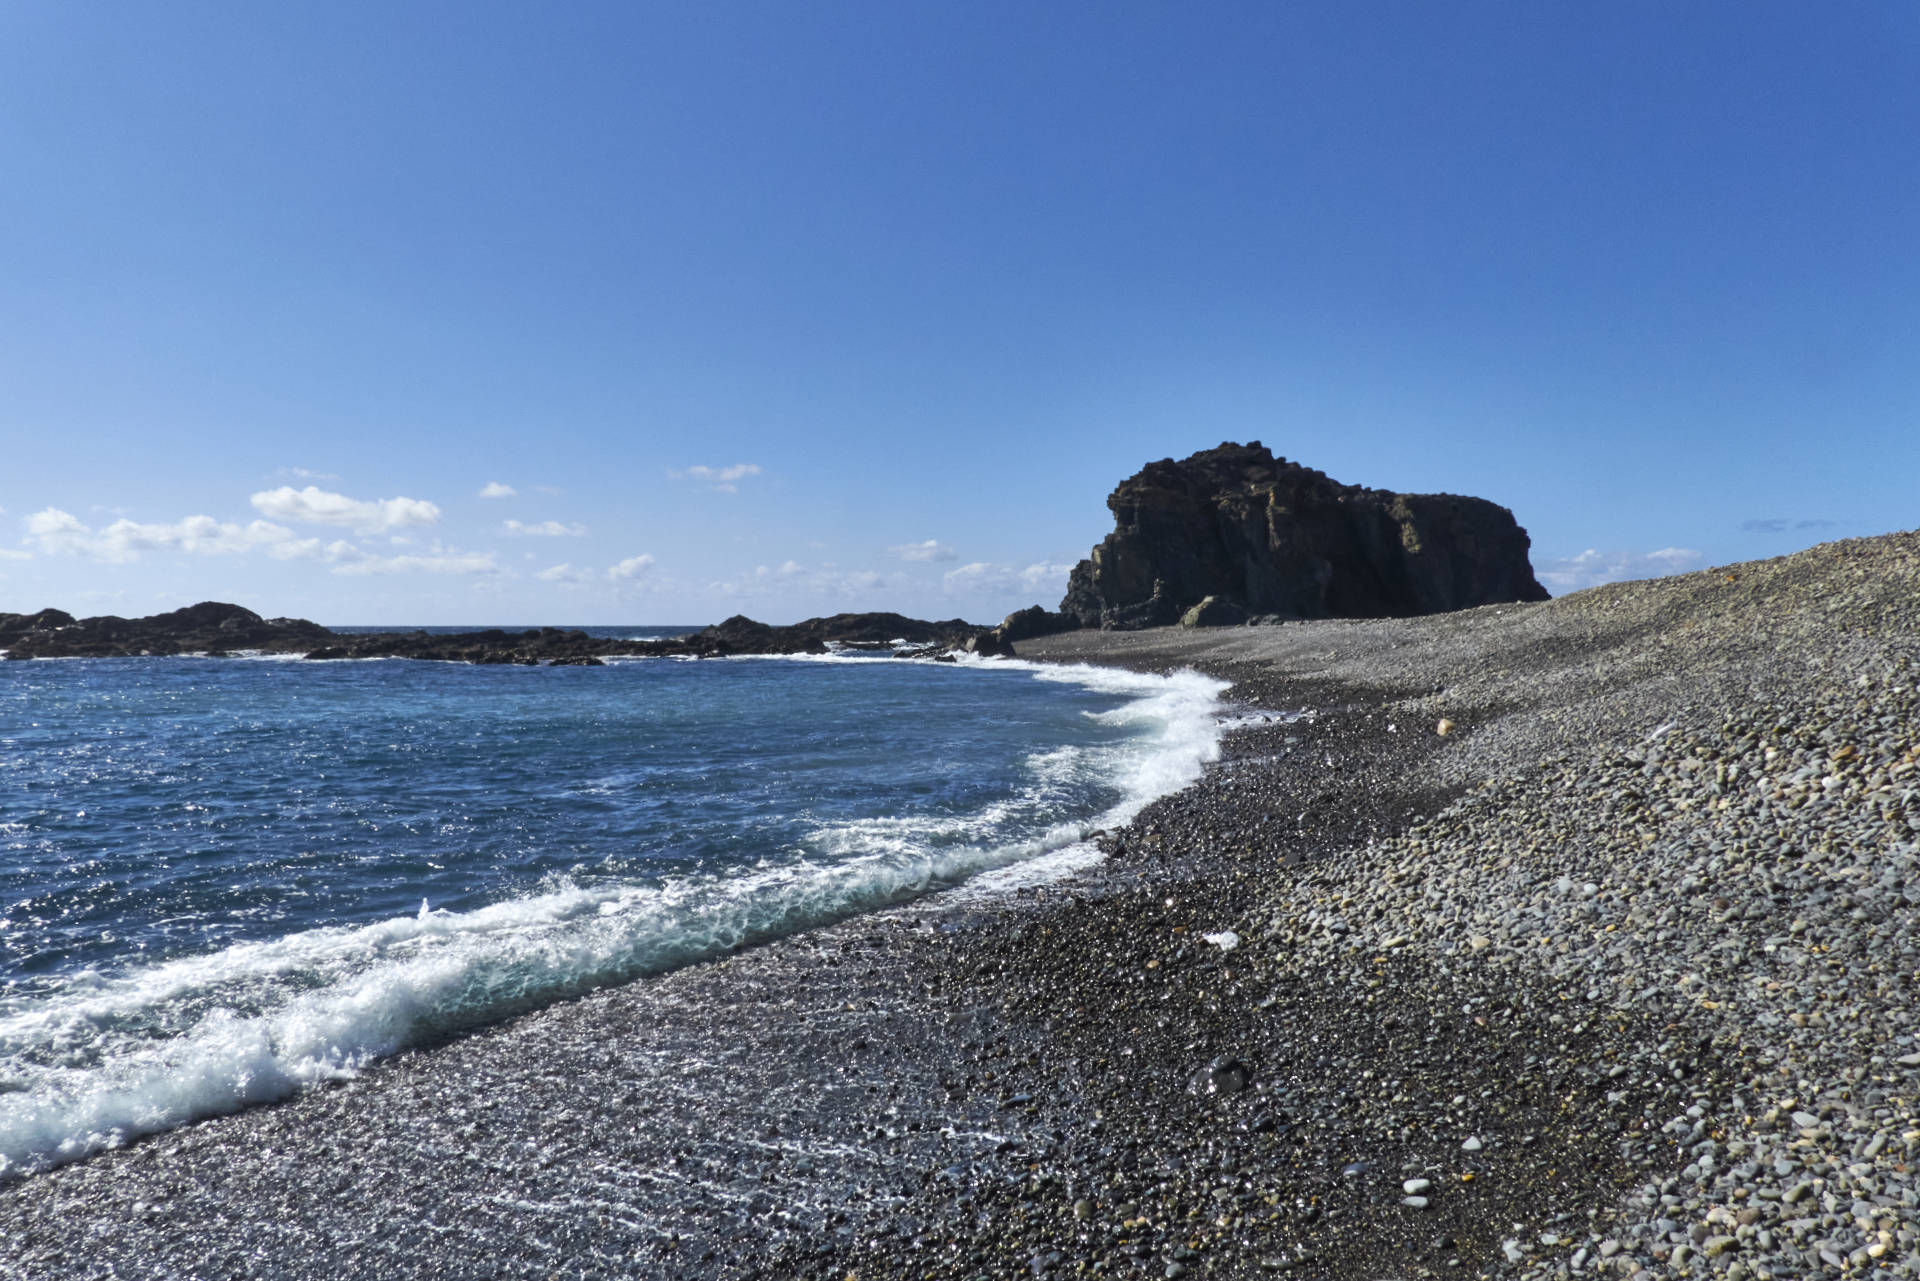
[4,531,1917,1280]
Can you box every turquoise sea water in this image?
[0,643,1226,1175]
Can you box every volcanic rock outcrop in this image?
[0,603,992,663]
[0,602,332,658]
[1059,442,1549,629]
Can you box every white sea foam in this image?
[0,659,1227,1177]
[1215,708,1312,733]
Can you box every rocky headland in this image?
[1056,441,1550,631]
[6,530,1917,1281]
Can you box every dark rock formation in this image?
[0,604,994,665]
[963,631,1016,658]
[993,605,1075,643]
[1060,442,1549,629]
[696,612,980,656]
[0,602,332,659]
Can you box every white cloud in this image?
[0,547,30,561]
[1536,547,1704,594]
[537,555,663,588]
[249,486,441,534]
[607,554,657,581]
[330,549,502,577]
[890,539,957,563]
[1019,561,1075,593]
[479,482,517,499]
[268,535,500,577]
[706,560,899,600]
[942,562,998,592]
[502,519,588,538]
[669,463,762,493]
[537,562,596,585]
[267,537,361,563]
[26,509,92,555]
[25,508,296,562]
[941,560,1076,597]
[274,466,340,482]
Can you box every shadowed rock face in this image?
[1060,441,1549,629]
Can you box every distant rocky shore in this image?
[0,601,1003,664]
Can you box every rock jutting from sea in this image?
[1055,440,1550,630]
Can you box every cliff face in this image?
[1059,442,1549,629]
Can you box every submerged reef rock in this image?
[1060,441,1549,629]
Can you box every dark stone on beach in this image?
[1059,441,1549,629]
[1201,1056,1252,1095]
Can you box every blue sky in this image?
[2,3,1914,624]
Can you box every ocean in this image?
[0,636,1227,1177]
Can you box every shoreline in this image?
[4,531,1917,1280]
